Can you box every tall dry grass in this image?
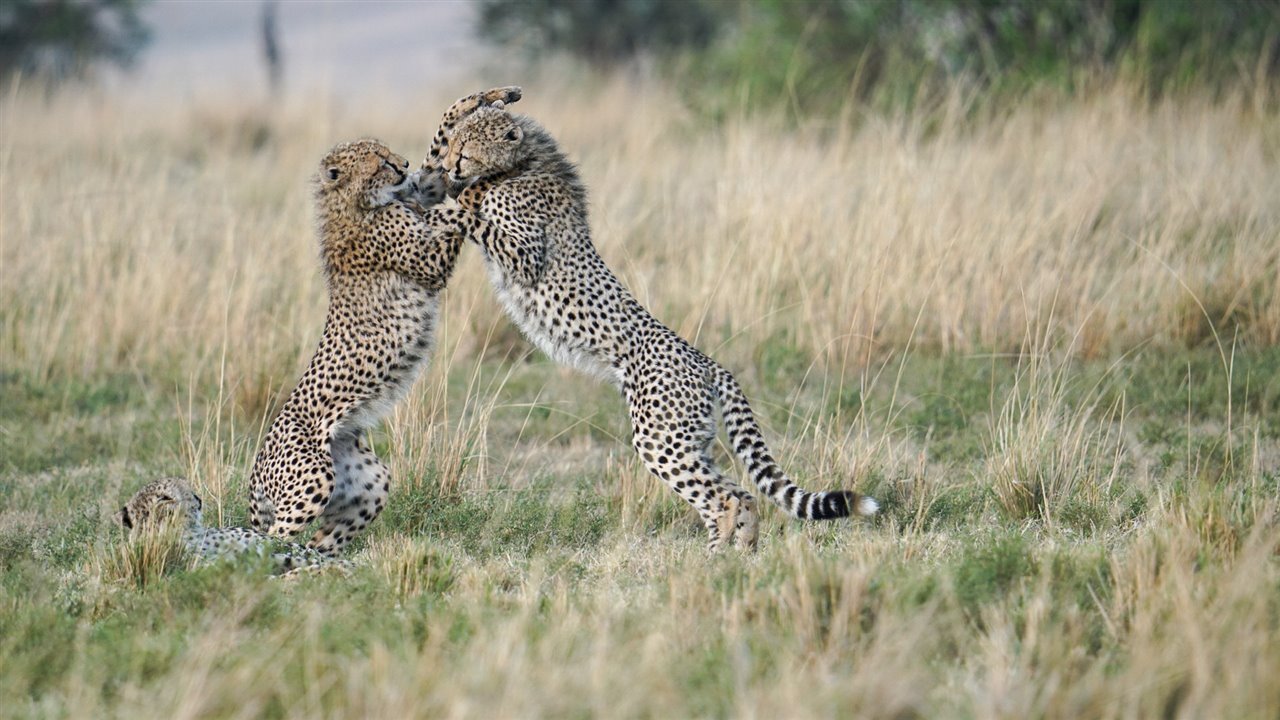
[2,77,1277,398]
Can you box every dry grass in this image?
[985,338,1128,523]
[1,74,1278,718]
[94,517,192,589]
[3,78,1277,392]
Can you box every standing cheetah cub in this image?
[429,107,878,551]
[117,478,338,573]
[247,132,492,555]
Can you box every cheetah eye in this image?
[327,167,340,181]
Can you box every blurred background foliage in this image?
[3,0,1277,112]
[479,0,1280,113]
[477,0,723,64]
[0,0,150,83]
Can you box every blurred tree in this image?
[476,0,725,64]
[0,0,150,83]
[261,0,282,95]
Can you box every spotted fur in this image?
[430,107,878,551]
[247,137,480,555]
[117,478,339,573]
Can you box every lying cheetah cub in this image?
[248,130,495,555]
[117,478,338,574]
[428,107,878,551]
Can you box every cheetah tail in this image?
[715,367,878,521]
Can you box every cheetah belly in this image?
[485,262,622,386]
[339,290,440,435]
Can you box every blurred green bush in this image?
[477,0,722,64]
[479,0,1280,111]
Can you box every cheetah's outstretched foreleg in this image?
[406,86,523,203]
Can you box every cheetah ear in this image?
[327,167,340,181]
[504,126,523,143]
[115,506,132,529]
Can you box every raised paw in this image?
[425,86,525,172]
[480,86,522,108]
[455,86,523,118]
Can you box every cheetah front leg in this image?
[379,203,466,290]
[308,431,390,555]
[423,86,522,170]
[419,86,522,198]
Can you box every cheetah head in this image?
[317,138,414,212]
[114,477,203,537]
[443,107,528,185]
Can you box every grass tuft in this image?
[986,349,1126,526]
[93,520,192,589]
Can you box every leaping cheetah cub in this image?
[117,478,338,573]
[424,105,878,551]
[248,92,516,555]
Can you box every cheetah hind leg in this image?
[720,489,759,552]
[708,474,759,552]
[632,434,757,552]
[698,473,759,552]
[308,431,390,556]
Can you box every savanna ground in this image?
[2,73,1279,718]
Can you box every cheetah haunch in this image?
[422,103,877,551]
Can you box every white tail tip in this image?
[857,496,879,516]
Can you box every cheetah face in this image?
[115,477,203,536]
[318,138,414,211]
[443,107,525,184]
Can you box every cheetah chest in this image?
[339,287,440,434]
[484,260,623,386]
